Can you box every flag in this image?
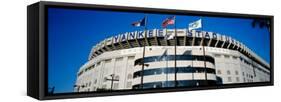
[158,49,168,61]
[188,19,202,31]
[162,16,175,28]
[132,17,146,27]
[164,34,174,40]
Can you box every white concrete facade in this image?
[74,29,270,92]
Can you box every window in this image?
[236,77,240,82]
[217,70,222,74]
[81,84,85,88]
[115,75,120,80]
[103,77,108,82]
[227,77,232,82]
[78,71,83,76]
[224,55,230,58]
[128,56,135,60]
[235,70,239,75]
[113,83,119,89]
[227,70,231,75]
[105,59,111,63]
[97,62,101,66]
[94,79,97,84]
[127,82,132,88]
[89,82,91,86]
[214,54,221,57]
[232,56,238,60]
[85,66,94,72]
[116,57,123,61]
[127,74,133,79]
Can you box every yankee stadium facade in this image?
[74,29,270,92]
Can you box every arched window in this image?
[227,70,231,75]
[235,70,239,75]
[115,75,120,80]
[217,70,222,74]
[113,83,119,89]
[103,77,107,82]
[94,79,97,84]
[89,82,91,86]
[126,82,132,88]
[127,74,133,79]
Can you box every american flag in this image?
[162,16,175,28]
[131,17,146,27]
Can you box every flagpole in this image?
[164,49,166,87]
[201,18,208,85]
[187,21,195,81]
[174,16,178,87]
[165,28,168,88]
[140,15,147,89]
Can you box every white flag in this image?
[188,19,202,31]
[158,49,168,61]
[164,34,174,40]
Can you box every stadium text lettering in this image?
[104,29,238,46]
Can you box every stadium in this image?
[74,28,270,92]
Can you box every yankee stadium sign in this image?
[93,28,241,50]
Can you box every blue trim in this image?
[133,67,215,78]
[134,55,215,66]
[132,80,217,89]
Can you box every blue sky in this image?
[48,7,270,93]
